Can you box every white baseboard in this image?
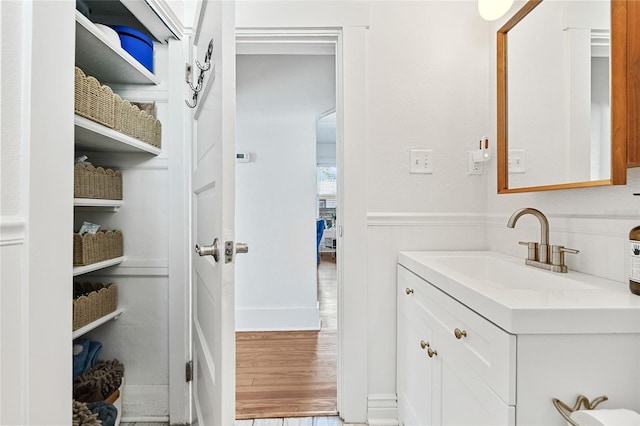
[236,304,321,331]
[367,393,399,426]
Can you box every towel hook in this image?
[185,39,215,108]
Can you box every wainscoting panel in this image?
[0,217,27,424]
[365,212,487,424]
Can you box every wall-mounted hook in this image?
[196,40,214,71]
[185,39,215,109]
[185,91,198,108]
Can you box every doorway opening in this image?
[234,33,340,421]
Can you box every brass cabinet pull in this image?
[427,348,438,358]
[420,340,429,349]
[454,328,467,339]
[405,288,414,295]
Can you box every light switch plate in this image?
[410,149,434,174]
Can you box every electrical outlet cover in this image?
[467,151,483,175]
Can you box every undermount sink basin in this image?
[428,253,597,291]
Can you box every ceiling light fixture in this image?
[478,0,515,21]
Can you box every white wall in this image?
[0,2,75,424]
[235,54,336,331]
[363,3,491,423]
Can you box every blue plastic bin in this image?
[109,25,154,73]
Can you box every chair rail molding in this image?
[0,216,27,246]
[367,212,487,227]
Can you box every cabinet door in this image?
[397,283,434,426]
[437,335,515,426]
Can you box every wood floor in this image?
[236,416,366,425]
[236,259,338,420]
[121,419,360,426]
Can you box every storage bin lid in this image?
[109,25,153,48]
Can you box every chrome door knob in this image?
[195,238,220,262]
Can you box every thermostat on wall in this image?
[236,152,251,163]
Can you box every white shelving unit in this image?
[75,11,160,85]
[75,115,161,155]
[73,3,161,340]
[74,198,124,211]
[73,308,125,340]
[73,256,125,277]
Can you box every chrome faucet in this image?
[507,207,579,273]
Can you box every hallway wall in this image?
[235,54,336,331]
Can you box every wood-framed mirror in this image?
[497,0,627,193]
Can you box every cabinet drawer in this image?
[399,266,517,405]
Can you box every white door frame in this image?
[169,11,369,424]
[235,26,369,422]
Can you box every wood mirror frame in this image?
[497,0,628,193]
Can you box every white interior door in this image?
[190,1,236,425]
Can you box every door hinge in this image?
[186,360,193,382]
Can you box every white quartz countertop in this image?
[398,250,640,335]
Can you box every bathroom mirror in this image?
[497,0,627,193]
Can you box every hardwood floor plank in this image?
[236,261,338,420]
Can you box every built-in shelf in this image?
[75,11,160,85]
[72,308,125,339]
[74,198,124,211]
[75,115,161,155]
[73,256,125,277]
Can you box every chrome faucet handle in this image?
[519,241,539,261]
[551,245,579,273]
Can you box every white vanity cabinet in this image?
[397,251,640,426]
[398,266,515,426]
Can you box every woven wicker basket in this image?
[75,66,162,149]
[113,94,125,134]
[73,282,118,330]
[153,120,162,148]
[74,163,123,200]
[75,71,115,129]
[73,230,123,266]
[74,67,89,118]
[111,93,162,149]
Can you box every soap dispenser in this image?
[629,226,640,295]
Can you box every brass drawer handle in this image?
[420,340,429,349]
[405,288,414,295]
[454,328,467,339]
[427,348,438,358]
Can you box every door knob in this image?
[224,241,249,263]
[195,238,220,262]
